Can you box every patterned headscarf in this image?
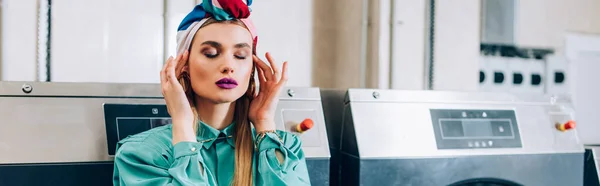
[176,0,258,55]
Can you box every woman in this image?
[112,1,311,185]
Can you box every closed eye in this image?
[205,52,219,58]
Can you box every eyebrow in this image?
[234,43,251,49]
[201,41,222,48]
[201,41,250,49]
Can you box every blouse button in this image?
[191,147,196,152]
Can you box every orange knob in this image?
[556,120,576,131]
[296,118,314,133]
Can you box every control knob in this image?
[556,120,576,132]
[295,118,314,133]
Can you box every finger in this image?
[256,65,267,84]
[265,52,280,81]
[253,55,273,81]
[168,53,182,82]
[161,56,173,84]
[277,61,289,87]
[254,66,266,94]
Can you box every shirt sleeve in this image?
[255,130,311,186]
[113,141,208,186]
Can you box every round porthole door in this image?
[448,178,524,186]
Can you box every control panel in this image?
[280,109,319,146]
[274,87,330,158]
[430,109,522,149]
[104,104,171,155]
[104,87,330,158]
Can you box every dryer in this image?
[333,89,584,186]
[0,82,331,186]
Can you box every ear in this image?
[182,66,190,73]
[252,37,258,55]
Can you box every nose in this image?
[221,66,234,74]
[220,57,235,74]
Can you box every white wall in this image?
[517,0,600,53]
[168,0,314,87]
[388,0,600,91]
[1,0,38,81]
[1,0,313,87]
[564,33,600,144]
[251,0,313,87]
[3,0,598,88]
[387,0,484,91]
[390,0,426,90]
[51,0,164,83]
[432,0,481,91]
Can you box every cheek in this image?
[188,60,212,80]
[240,61,254,81]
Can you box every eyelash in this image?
[204,53,218,59]
[203,51,247,60]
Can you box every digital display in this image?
[104,104,171,155]
[115,118,172,140]
[440,119,514,139]
[430,109,522,149]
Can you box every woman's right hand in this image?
[160,51,196,144]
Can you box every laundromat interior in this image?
[2,0,600,185]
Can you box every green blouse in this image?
[112,121,311,186]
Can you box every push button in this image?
[295,118,314,133]
[491,121,512,136]
[556,120,576,132]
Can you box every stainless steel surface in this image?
[0,81,163,97]
[1,82,330,164]
[0,81,165,164]
[346,88,572,104]
[333,88,584,186]
[344,89,583,158]
[275,86,331,158]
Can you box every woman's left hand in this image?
[249,52,288,132]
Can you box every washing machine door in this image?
[448,178,524,186]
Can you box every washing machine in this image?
[334,89,584,186]
[0,81,330,186]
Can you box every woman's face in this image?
[187,22,254,104]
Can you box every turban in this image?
[176,0,258,55]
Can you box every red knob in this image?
[296,118,314,133]
[556,120,576,131]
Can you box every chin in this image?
[211,90,245,103]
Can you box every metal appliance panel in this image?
[336,89,584,186]
[276,87,330,158]
[0,82,330,186]
[0,81,163,97]
[344,89,582,158]
[345,153,583,186]
[0,97,164,163]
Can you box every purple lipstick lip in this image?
[215,78,238,89]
